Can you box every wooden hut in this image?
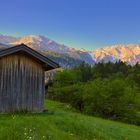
[0,44,59,112]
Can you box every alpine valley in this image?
[0,34,140,67]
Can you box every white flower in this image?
[70,133,74,136]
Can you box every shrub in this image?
[47,62,140,125]
[82,78,140,124]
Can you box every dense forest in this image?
[47,61,140,125]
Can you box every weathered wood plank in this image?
[0,53,45,112]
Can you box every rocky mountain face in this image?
[0,34,140,67]
[91,44,140,65]
[0,34,17,44]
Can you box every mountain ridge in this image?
[0,34,140,67]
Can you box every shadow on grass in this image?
[0,109,57,118]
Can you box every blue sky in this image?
[0,0,140,50]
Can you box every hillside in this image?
[0,99,140,140]
[0,34,140,67]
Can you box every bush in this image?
[47,62,140,125]
[48,84,84,111]
[54,70,79,86]
[82,78,140,124]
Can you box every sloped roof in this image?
[0,44,59,71]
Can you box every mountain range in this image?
[0,34,140,67]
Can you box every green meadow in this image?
[0,100,139,140]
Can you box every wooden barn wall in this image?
[0,53,45,112]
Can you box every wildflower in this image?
[12,115,15,119]
[24,133,27,135]
[70,133,74,136]
[28,136,32,140]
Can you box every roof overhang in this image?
[0,44,59,71]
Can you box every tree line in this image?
[47,61,140,125]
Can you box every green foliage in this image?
[73,62,93,82]
[49,84,84,111]
[54,70,78,86]
[47,62,140,125]
[83,78,139,124]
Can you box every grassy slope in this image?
[0,100,140,140]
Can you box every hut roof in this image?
[0,44,59,70]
